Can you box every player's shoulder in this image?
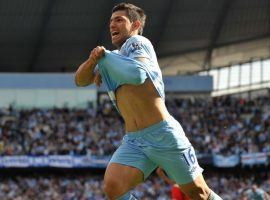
[126,35,151,45]
[128,35,150,42]
[121,35,152,53]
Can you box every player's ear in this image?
[132,20,141,32]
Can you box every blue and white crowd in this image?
[0,95,270,199]
[0,173,269,199]
[1,96,269,156]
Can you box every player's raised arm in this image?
[75,46,105,87]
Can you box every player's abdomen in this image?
[116,79,170,132]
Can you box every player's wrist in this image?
[86,57,98,69]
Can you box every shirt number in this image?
[183,147,196,166]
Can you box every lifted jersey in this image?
[97,35,165,112]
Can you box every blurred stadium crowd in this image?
[0,172,269,200]
[0,96,269,156]
[0,95,270,199]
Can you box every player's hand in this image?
[94,71,102,87]
[90,46,105,63]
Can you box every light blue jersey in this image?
[119,35,165,100]
[97,35,165,112]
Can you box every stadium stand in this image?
[1,95,269,156]
[1,94,270,199]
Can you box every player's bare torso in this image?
[116,79,170,132]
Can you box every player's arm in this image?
[75,46,105,87]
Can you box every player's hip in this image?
[124,115,191,149]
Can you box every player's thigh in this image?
[156,145,210,199]
[151,146,203,185]
[179,174,210,200]
[104,163,144,193]
[103,140,156,196]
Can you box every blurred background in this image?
[0,0,270,199]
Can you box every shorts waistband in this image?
[125,115,174,139]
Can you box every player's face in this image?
[110,10,135,48]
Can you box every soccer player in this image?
[156,167,190,200]
[75,3,222,200]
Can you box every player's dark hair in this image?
[112,3,146,35]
